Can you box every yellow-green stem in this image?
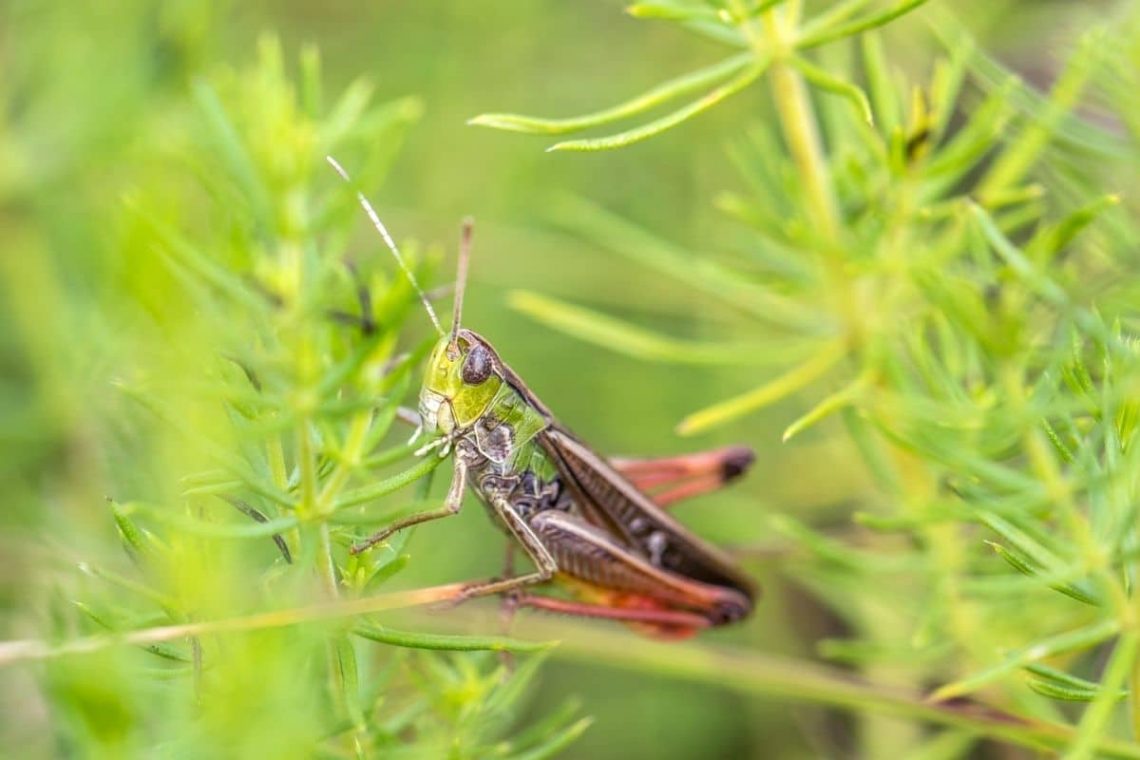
[0,582,476,664]
[755,9,840,242]
[1133,644,1140,743]
[1132,592,1140,741]
[317,412,372,513]
[266,436,288,490]
[752,7,859,345]
[1063,630,1139,760]
[316,522,339,598]
[295,416,318,516]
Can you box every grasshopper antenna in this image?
[449,217,474,351]
[326,155,444,336]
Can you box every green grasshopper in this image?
[330,157,757,637]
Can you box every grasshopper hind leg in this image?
[528,509,752,626]
[510,593,711,639]
[610,445,755,508]
[498,543,520,630]
[448,495,557,602]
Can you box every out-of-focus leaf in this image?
[928,619,1119,701]
[353,624,554,653]
[548,58,769,152]
[509,290,807,366]
[677,339,846,435]
[470,53,751,135]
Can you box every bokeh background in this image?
[1,1,1133,758]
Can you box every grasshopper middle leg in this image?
[350,456,468,554]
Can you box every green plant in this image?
[473,1,1140,756]
[6,2,1140,758]
[0,26,586,758]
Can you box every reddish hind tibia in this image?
[512,580,713,640]
[610,446,756,508]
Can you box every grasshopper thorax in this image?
[419,329,503,436]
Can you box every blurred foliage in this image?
[4,0,1140,759]
[0,4,583,756]
[478,0,1140,757]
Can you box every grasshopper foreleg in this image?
[350,455,468,555]
[396,406,423,429]
[395,406,425,445]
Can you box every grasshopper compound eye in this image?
[461,343,492,385]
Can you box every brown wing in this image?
[538,428,756,603]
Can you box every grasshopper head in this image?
[326,158,491,439]
[419,329,502,436]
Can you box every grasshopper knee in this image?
[721,446,756,482]
[710,589,754,625]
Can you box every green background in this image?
[0,1,1124,758]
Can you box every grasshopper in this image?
[329,157,757,637]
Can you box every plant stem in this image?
[317,412,373,513]
[417,613,1140,760]
[751,5,860,348]
[295,419,318,517]
[1063,631,1139,760]
[0,582,475,665]
[1133,631,1140,743]
[976,29,1102,204]
[756,9,840,242]
[316,522,339,597]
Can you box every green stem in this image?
[295,418,318,517]
[1063,631,1139,759]
[421,614,1140,760]
[0,582,476,665]
[317,412,372,513]
[1133,635,1140,742]
[752,5,860,350]
[756,10,840,242]
[316,522,339,597]
[976,29,1101,204]
[266,436,288,490]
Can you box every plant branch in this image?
[756,9,840,242]
[412,613,1140,760]
[0,583,473,666]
